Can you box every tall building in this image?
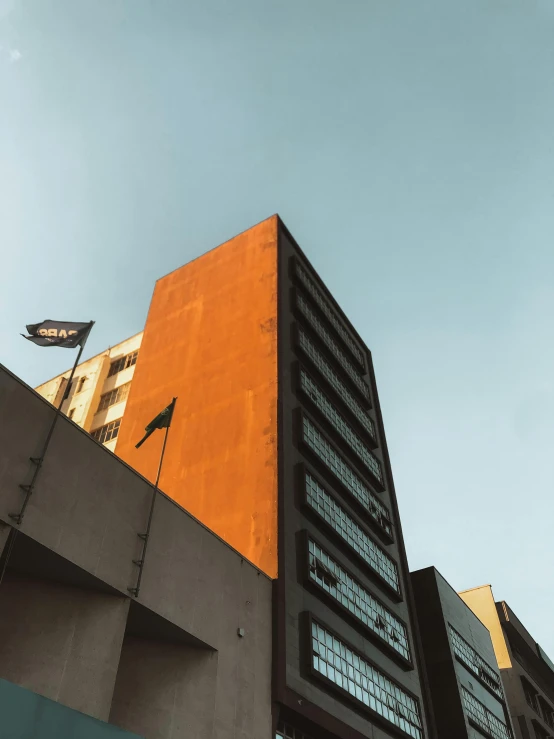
[33,215,434,739]
[0,362,272,739]
[35,332,143,452]
[411,567,514,739]
[460,586,554,739]
[114,215,433,739]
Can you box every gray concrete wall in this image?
[0,364,273,739]
[110,637,218,739]
[0,574,129,721]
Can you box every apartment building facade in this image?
[35,332,142,452]
[461,586,554,739]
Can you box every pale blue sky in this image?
[1,1,553,654]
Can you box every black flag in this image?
[135,398,176,449]
[22,320,94,348]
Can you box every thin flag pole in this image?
[129,397,177,598]
[9,322,94,527]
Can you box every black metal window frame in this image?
[302,531,412,667]
[461,687,512,739]
[448,624,505,701]
[292,257,366,370]
[91,418,121,444]
[299,409,389,525]
[107,350,139,378]
[299,365,380,469]
[522,676,542,715]
[302,467,401,598]
[294,288,371,402]
[305,614,423,738]
[275,722,313,739]
[296,324,375,433]
[537,696,554,730]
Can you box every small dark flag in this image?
[22,320,94,348]
[135,398,176,449]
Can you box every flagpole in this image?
[9,322,94,527]
[129,397,177,598]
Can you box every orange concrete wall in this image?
[116,217,279,577]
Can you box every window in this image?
[305,472,400,593]
[276,723,313,739]
[538,698,554,729]
[448,626,504,700]
[295,261,365,367]
[302,416,389,531]
[68,408,75,420]
[522,678,541,715]
[97,383,130,412]
[462,688,512,739]
[300,370,382,482]
[76,377,86,393]
[298,327,375,438]
[296,292,370,399]
[107,350,139,377]
[310,620,423,738]
[308,538,411,662]
[91,419,121,444]
[533,722,551,739]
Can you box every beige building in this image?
[35,332,143,452]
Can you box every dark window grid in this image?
[107,350,139,378]
[308,538,411,662]
[302,416,390,534]
[310,620,423,738]
[276,723,313,739]
[91,419,121,444]
[538,698,554,729]
[523,678,542,715]
[532,721,551,739]
[97,383,130,412]
[305,471,400,594]
[300,370,382,482]
[298,327,375,435]
[449,625,504,701]
[296,292,370,400]
[462,688,512,739]
[294,261,366,368]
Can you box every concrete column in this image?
[110,635,218,739]
[0,574,129,721]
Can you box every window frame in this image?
[97,383,131,413]
[300,465,401,599]
[291,256,367,371]
[91,418,121,444]
[293,287,371,403]
[107,350,139,378]
[303,613,423,739]
[301,531,413,668]
[298,410,393,542]
[448,624,505,702]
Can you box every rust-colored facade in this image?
[116,216,434,739]
[116,217,279,577]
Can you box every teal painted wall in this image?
[0,679,143,739]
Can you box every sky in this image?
[1,0,553,655]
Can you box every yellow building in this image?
[35,332,143,452]
[460,585,554,738]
